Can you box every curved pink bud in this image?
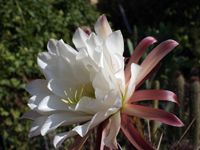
[122,104,184,127]
[136,40,179,86]
[69,128,93,150]
[135,62,161,89]
[129,90,179,105]
[125,37,157,82]
[94,14,112,41]
[121,114,154,150]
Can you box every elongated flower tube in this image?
[21,14,184,149]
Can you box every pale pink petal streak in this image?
[122,104,184,127]
[129,90,179,105]
[94,14,112,41]
[121,114,154,150]
[136,40,178,85]
[125,37,157,82]
[135,63,161,89]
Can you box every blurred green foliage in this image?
[0,0,99,149]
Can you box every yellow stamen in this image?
[61,85,86,105]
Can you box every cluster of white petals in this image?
[22,15,142,149]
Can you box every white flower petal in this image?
[73,52,91,84]
[72,28,88,51]
[101,44,115,72]
[76,48,99,71]
[93,46,103,67]
[43,65,60,81]
[125,63,142,103]
[47,39,58,54]
[37,52,57,69]
[54,131,78,148]
[104,111,121,149]
[41,112,92,135]
[47,78,72,99]
[86,100,108,114]
[105,30,124,55]
[37,52,59,81]
[86,33,103,57]
[86,64,99,82]
[20,110,41,120]
[88,89,116,111]
[56,39,77,61]
[87,33,103,47]
[38,95,72,113]
[71,111,108,137]
[105,92,122,116]
[28,116,48,137]
[94,88,109,101]
[94,14,112,41]
[25,79,50,95]
[93,68,110,91]
[114,54,124,72]
[73,96,94,114]
[28,92,50,110]
[57,56,80,84]
[114,54,125,94]
[115,68,125,95]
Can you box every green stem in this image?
[152,80,160,141]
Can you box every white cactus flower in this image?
[21,15,183,150]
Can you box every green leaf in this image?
[127,38,134,55]
[10,78,21,87]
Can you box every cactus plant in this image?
[190,76,199,148]
[152,80,160,141]
[174,71,185,137]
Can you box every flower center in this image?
[61,84,95,105]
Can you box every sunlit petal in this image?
[56,39,77,61]
[94,14,112,41]
[47,38,58,54]
[122,104,184,127]
[129,90,179,105]
[20,110,41,120]
[28,116,48,137]
[72,28,88,51]
[125,36,157,82]
[136,40,178,85]
[37,95,72,113]
[135,62,161,89]
[53,131,78,148]
[47,78,72,99]
[125,63,142,103]
[121,114,154,150]
[25,79,50,95]
[105,30,124,55]
[41,112,92,135]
